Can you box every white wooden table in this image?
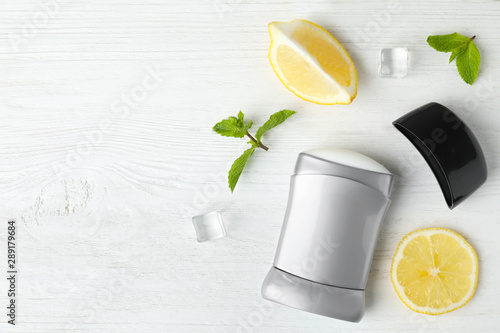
[1,1,500,332]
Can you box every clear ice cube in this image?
[192,211,226,242]
[378,48,408,78]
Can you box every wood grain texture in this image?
[0,0,500,332]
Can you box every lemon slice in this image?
[391,228,478,315]
[268,19,357,105]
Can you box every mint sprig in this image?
[213,109,296,192]
[427,33,480,85]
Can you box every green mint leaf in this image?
[237,110,244,126]
[427,33,470,52]
[449,42,469,63]
[456,41,480,85]
[213,117,246,138]
[228,147,255,192]
[255,109,296,142]
[213,112,252,138]
[238,111,253,131]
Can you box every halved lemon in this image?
[391,228,478,315]
[268,19,357,105]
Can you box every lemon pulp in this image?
[391,228,478,315]
[268,19,357,105]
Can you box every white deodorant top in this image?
[304,148,391,175]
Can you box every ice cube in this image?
[192,211,226,242]
[378,48,408,78]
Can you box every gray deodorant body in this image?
[262,148,394,322]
